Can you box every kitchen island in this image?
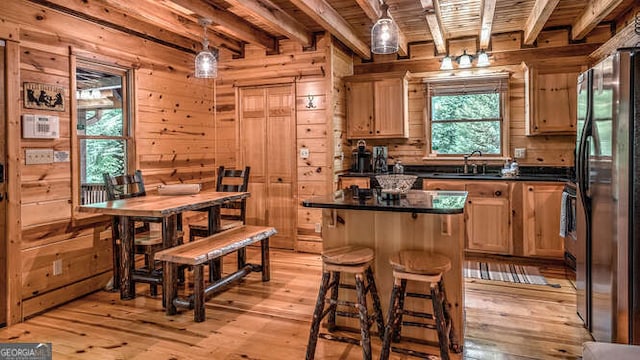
[302,189,467,356]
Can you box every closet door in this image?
[240,84,295,249]
[0,42,6,326]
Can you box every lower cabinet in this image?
[424,179,564,258]
[465,182,512,254]
[338,176,370,189]
[424,180,512,255]
[522,183,565,258]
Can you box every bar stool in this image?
[306,245,385,360]
[380,250,458,360]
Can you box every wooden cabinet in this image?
[524,64,579,135]
[465,182,512,254]
[423,180,512,255]
[522,183,564,258]
[338,176,370,189]
[345,72,409,139]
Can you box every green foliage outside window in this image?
[431,93,501,155]
[82,109,126,183]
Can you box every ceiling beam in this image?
[168,0,277,51]
[353,0,408,56]
[420,0,447,54]
[571,0,623,40]
[226,0,313,47]
[97,0,243,54]
[523,0,560,45]
[479,0,496,49]
[38,0,203,52]
[287,0,371,59]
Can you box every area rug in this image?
[464,261,560,287]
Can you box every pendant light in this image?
[195,18,217,78]
[456,50,473,68]
[477,50,490,67]
[371,2,398,54]
[440,55,453,70]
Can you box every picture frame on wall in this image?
[23,82,65,112]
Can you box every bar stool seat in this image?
[381,250,460,360]
[306,245,384,360]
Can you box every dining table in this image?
[79,190,250,300]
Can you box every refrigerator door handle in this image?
[583,136,592,197]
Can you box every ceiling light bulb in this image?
[195,18,217,79]
[457,50,472,68]
[477,50,490,67]
[370,3,398,54]
[440,56,453,70]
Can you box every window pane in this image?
[432,121,501,154]
[84,109,124,136]
[76,68,123,136]
[80,139,127,184]
[432,93,500,120]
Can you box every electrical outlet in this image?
[314,223,322,233]
[300,148,310,159]
[25,149,54,165]
[514,148,526,159]
[53,259,63,276]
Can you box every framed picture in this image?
[23,82,65,111]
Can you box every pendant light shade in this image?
[195,18,217,79]
[456,50,472,69]
[477,50,490,67]
[440,55,453,70]
[371,2,398,54]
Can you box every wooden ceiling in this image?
[36,0,637,60]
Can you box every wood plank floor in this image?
[0,249,592,359]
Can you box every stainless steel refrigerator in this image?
[576,47,640,344]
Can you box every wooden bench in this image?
[155,225,277,322]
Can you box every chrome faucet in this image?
[463,150,482,174]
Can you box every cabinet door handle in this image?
[495,190,502,196]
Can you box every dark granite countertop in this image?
[343,165,574,183]
[301,189,467,214]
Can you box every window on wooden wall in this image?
[74,60,133,206]
[425,74,509,158]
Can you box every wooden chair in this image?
[188,166,250,241]
[103,170,182,296]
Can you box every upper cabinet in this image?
[345,72,409,139]
[524,64,580,135]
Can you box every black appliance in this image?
[351,139,372,173]
[575,48,640,344]
[563,182,577,270]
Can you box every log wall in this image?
[1,0,214,324]
[214,36,341,252]
[348,27,610,168]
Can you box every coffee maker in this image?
[351,139,372,173]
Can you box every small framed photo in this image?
[24,82,65,111]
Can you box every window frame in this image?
[71,56,135,219]
[423,74,510,160]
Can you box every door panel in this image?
[466,197,511,254]
[240,85,295,249]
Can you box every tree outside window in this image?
[427,76,508,157]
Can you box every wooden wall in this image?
[1,0,214,324]
[348,27,611,168]
[214,36,341,252]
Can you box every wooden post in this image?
[208,205,222,282]
[164,261,177,315]
[261,237,270,281]
[119,216,135,300]
[193,265,205,322]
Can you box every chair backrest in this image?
[103,170,146,201]
[216,166,250,222]
[216,166,250,192]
